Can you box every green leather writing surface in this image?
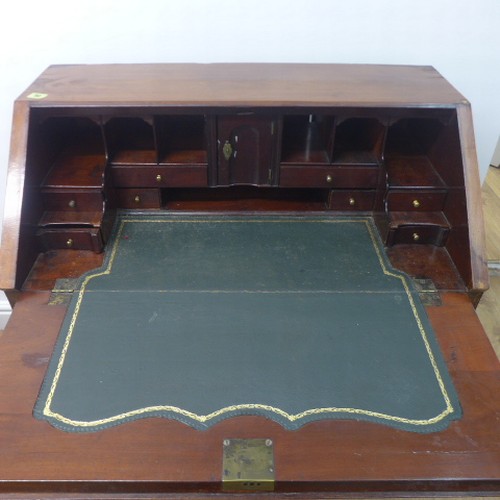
[34,214,461,432]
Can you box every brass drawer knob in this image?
[412,232,420,242]
[412,199,421,208]
[134,195,141,203]
[348,197,356,206]
[66,238,74,248]
[156,174,162,182]
[326,174,333,183]
[68,199,76,209]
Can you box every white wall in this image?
[1,0,499,230]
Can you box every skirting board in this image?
[0,291,12,330]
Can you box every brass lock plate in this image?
[222,438,275,492]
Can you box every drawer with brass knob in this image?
[115,188,162,209]
[111,165,208,188]
[386,225,450,246]
[36,228,104,253]
[385,190,447,212]
[327,190,376,211]
[41,189,104,211]
[279,165,379,189]
[385,211,450,247]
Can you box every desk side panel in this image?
[456,103,489,296]
[0,101,31,291]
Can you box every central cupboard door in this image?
[217,115,278,186]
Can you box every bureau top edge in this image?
[17,63,467,108]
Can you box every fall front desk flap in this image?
[34,214,461,433]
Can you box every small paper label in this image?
[27,92,48,100]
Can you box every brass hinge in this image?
[222,438,275,492]
[413,278,442,306]
[48,278,79,305]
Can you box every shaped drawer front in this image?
[111,165,208,188]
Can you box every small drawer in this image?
[279,165,379,189]
[111,165,208,188]
[37,227,104,253]
[327,190,375,210]
[386,225,449,246]
[115,188,162,209]
[386,190,447,212]
[41,189,104,211]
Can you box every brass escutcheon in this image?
[223,141,233,161]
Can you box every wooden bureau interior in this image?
[0,64,497,497]
[10,105,485,297]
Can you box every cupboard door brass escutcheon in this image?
[222,438,275,492]
[222,140,233,161]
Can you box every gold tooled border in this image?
[42,217,455,428]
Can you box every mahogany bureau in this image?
[0,64,498,498]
